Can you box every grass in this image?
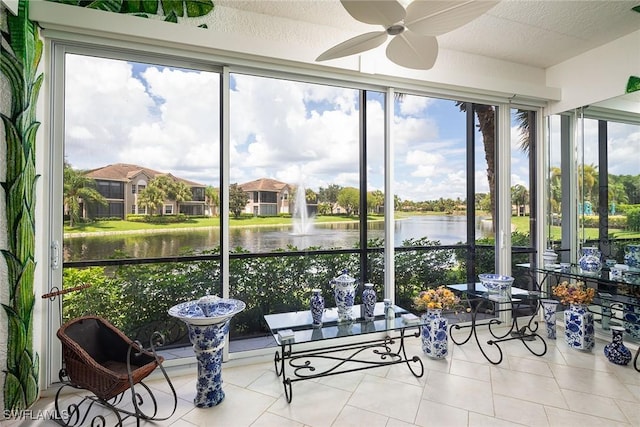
[64,214,372,234]
[66,213,640,240]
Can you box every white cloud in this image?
[398,95,432,116]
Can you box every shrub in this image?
[627,208,640,231]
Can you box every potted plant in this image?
[552,281,596,351]
[413,286,460,359]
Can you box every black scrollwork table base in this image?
[264,303,424,403]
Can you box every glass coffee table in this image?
[264,302,424,403]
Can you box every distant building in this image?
[83,163,207,219]
[239,178,292,216]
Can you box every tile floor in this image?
[7,325,640,427]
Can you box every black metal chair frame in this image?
[54,316,178,427]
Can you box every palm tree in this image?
[63,163,107,227]
[137,185,165,214]
[205,186,220,216]
[456,103,497,231]
[549,166,562,214]
[511,184,529,216]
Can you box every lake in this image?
[64,215,493,261]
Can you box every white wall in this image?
[546,29,640,115]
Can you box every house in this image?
[84,163,208,218]
[239,178,291,216]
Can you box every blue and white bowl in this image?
[479,273,514,298]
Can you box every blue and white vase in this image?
[330,269,357,322]
[421,309,448,359]
[564,304,595,351]
[624,244,640,269]
[187,320,229,407]
[310,288,324,327]
[603,326,632,365]
[362,283,377,320]
[578,246,602,275]
[540,299,559,339]
[623,303,640,340]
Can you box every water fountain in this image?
[292,183,314,235]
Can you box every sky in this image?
[63,54,637,203]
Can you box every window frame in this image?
[45,37,537,391]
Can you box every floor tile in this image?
[347,375,423,423]
[544,405,632,427]
[179,383,275,427]
[267,380,352,427]
[560,388,629,422]
[332,404,389,427]
[422,370,495,416]
[414,399,468,427]
[492,394,550,426]
[490,366,568,409]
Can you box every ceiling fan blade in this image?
[316,31,388,62]
[386,31,438,70]
[340,0,406,26]
[405,1,499,36]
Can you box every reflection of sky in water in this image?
[64,216,492,261]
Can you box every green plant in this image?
[45,0,214,25]
[1,0,42,411]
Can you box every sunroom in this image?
[1,0,640,425]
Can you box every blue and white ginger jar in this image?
[578,247,602,275]
[624,244,640,269]
[330,269,356,322]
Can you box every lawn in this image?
[64,214,371,234]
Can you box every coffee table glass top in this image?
[264,302,415,345]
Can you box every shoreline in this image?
[63,219,369,239]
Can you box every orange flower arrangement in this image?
[551,281,595,305]
[413,286,460,311]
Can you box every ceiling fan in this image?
[316,0,499,70]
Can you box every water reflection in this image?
[64,215,492,261]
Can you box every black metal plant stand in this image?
[449,294,547,365]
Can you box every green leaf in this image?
[3,372,26,411]
[0,250,22,300]
[142,0,160,14]
[161,0,183,17]
[185,0,214,18]
[2,305,27,371]
[626,75,640,94]
[86,0,124,12]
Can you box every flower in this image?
[413,286,460,311]
[551,281,595,305]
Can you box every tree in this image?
[318,184,342,213]
[367,190,384,214]
[206,186,220,216]
[511,184,529,216]
[549,166,562,214]
[579,164,598,208]
[305,188,317,204]
[229,183,249,218]
[138,185,165,214]
[63,163,107,226]
[337,187,359,216]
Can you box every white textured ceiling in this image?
[215,0,640,69]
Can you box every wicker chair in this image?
[55,316,177,426]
